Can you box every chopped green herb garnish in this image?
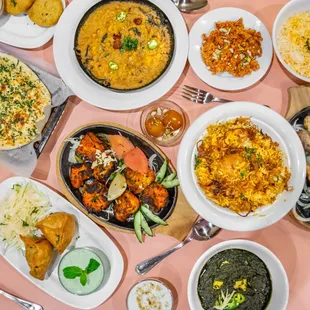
[55,234,60,245]
[30,207,39,215]
[22,220,29,227]
[240,168,249,178]
[195,154,202,169]
[120,37,138,54]
[240,193,246,200]
[244,147,256,160]
[305,38,310,51]
[91,195,98,203]
[101,33,108,43]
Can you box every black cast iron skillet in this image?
[290,107,310,225]
[58,123,178,231]
[74,0,175,92]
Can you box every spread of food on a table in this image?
[0,0,310,309]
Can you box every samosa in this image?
[20,235,53,280]
[36,212,76,254]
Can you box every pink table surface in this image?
[1,0,310,309]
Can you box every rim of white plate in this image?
[0,0,66,49]
[53,0,188,111]
[188,7,273,91]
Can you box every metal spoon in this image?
[0,289,43,310]
[172,0,208,13]
[135,219,221,275]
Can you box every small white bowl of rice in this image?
[273,0,310,83]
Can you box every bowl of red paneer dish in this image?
[58,123,179,242]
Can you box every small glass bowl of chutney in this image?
[140,100,187,147]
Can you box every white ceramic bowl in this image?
[188,240,289,310]
[272,0,310,83]
[188,8,273,91]
[53,0,188,111]
[177,102,306,231]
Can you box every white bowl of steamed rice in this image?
[273,0,310,82]
[177,102,306,231]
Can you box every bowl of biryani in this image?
[273,0,310,83]
[177,102,306,231]
[188,8,273,91]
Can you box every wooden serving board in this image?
[56,123,198,242]
[286,86,310,120]
[286,86,310,230]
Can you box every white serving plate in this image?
[0,177,124,309]
[177,102,306,231]
[188,240,289,310]
[188,7,273,91]
[0,0,66,49]
[272,0,310,83]
[53,0,188,111]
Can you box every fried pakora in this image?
[20,235,53,280]
[36,212,76,254]
[141,182,169,211]
[124,167,155,194]
[82,181,109,213]
[114,190,140,222]
[76,132,105,162]
[93,162,116,183]
[70,162,92,189]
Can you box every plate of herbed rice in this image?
[273,0,310,82]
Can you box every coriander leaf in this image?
[22,220,29,227]
[85,258,101,274]
[63,266,83,279]
[120,37,138,53]
[30,207,39,215]
[80,272,87,286]
[55,234,60,245]
[240,168,248,178]
[194,154,201,169]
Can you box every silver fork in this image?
[0,289,43,310]
[182,85,270,108]
[181,85,231,104]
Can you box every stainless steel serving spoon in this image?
[172,0,208,13]
[135,219,221,275]
[0,289,43,310]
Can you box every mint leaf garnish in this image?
[63,266,83,279]
[86,258,100,274]
[80,272,87,286]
